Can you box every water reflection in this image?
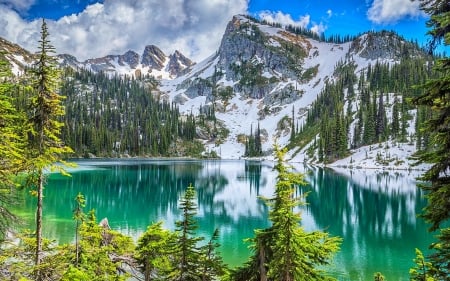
[17,160,433,280]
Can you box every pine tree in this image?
[0,54,24,240]
[391,97,400,139]
[199,228,226,281]
[412,1,450,279]
[171,185,203,281]
[409,248,436,281]
[136,221,176,281]
[231,145,341,281]
[73,192,86,267]
[26,19,72,279]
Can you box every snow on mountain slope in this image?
[58,45,194,79]
[0,37,34,75]
[160,15,410,163]
[0,15,430,170]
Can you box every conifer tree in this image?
[171,184,203,281]
[136,221,176,281]
[0,55,23,241]
[199,228,226,281]
[231,145,341,281]
[73,192,86,267]
[26,19,72,279]
[412,0,450,279]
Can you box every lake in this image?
[15,159,434,280]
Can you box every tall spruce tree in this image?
[26,19,72,279]
[412,0,450,279]
[171,184,203,281]
[231,145,341,281]
[0,55,23,241]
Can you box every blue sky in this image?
[0,0,439,61]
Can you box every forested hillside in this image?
[291,56,435,163]
[59,68,201,157]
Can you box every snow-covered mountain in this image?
[0,15,431,169]
[58,45,194,79]
[0,37,34,76]
[158,15,428,167]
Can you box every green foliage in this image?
[231,145,341,281]
[0,54,24,241]
[76,209,134,281]
[171,184,204,281]
[412,1,450,279]
[427,227,450,280]
[23,20,73,279]
[409,248,436,281]
[135,221,176,281]
[295,56,435,163]
[373,272,385,281]
[73,192,86,267]
[301,64,319,82]
[0,230,68,280]
[199,228,226,281]
[231,61,270,89]
[60,68,200,157]
[244,123,262,157]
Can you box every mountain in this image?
[58,45,194,79]
[0,37,34,75]
[160,15,431,168]
[0,15,434,168]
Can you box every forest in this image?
[0,0,449,280]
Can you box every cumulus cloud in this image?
[0,0,35,13]
[259,11,310,29]
[259,11,326,35]
[311,22,326,35]
[367,0,424,24]
[0,0,248,62]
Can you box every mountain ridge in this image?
[0,15,433,169]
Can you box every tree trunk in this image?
[35,170,43,281]
[75,220,79,267]
[258,241,267,281]
[144,261,150,281]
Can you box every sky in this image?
[0,0,439,62]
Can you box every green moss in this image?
[301,64,319,82]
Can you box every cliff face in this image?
[349,31,424,60]
[56,44,193,78]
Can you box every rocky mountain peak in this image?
[349,31,426,60]
[167,50,194,77]
[141,45,166,70]
[118,50,140,69]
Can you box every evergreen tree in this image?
[409,248,436,281]
[73,192,86,267]
[75,209,134,281]
[412,1,450,279]
[136,221,176,281]
[391,97,400,139]
[231,145,341,281]
[171,185,203,281]
[0,55,23,240]
[25,19,72,279]
[199,228,226,281]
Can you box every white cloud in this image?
[0,0,248,62]
[326,9,332,18]
[367,0,424,24]
[259,11,326,35]
[0,0,35,12]
[259,10,310,29]
[311,22,326,35]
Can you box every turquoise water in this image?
[16,160,434,280]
